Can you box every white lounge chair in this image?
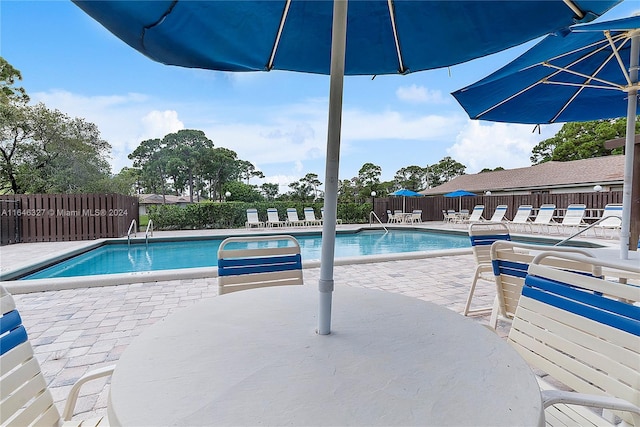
[507,205,533,233]
[531,204,556,233]
[593,203,623,238]
[217,235,303,295]
[462,205,484,224]
[487,205,508,222]
[1,285,115,427]
[507,253,640,427]
[245,208,264,228]
[286,208,306,226]
[266,208,285,227]
[303,207,322,226]
[463,222,511,316]
[557,203,587,235]
[389,210,399,223]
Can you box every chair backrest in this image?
[468,222,510,266]
[490,241,594,324]
[598,203,623,228]
[511,205,533,223]
[1,286,61,426]
[217,235,303,295]
[508,253,640,425]
[488,205,508,222]
[246,208,261,223]
[267,208,280,223]
[303,207,318,221]
[560,203,586,225]
[286,208,301,222]
[532,204,556,224]
[467,205,485,222]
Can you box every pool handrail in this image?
[369,211,388,232]
[127,219,137,245]
[145,219,154,245]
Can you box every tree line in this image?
[1,56,634,201]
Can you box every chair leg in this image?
[463,266,493,316]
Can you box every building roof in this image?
[421,155,625,195]
[138,194,191,204]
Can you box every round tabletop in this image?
[108,285,543,426]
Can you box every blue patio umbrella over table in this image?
[72,0,620,334]
[444,190,477,212]
[390,188,422,213]
[452,15,640,259]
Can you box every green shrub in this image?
[147,201,371,230]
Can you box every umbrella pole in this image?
[318,0,347,335]
[620,33,639,259]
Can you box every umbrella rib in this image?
[605,30,633,87]
[267,0,292,71]
[562,0,585,19]
[474,80,543,119]
[387,0,407,74]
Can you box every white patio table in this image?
[107,285,543,426]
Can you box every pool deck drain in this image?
[0,222,621,420]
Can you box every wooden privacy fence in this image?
[0,194,138,245]
[373,191,624,223]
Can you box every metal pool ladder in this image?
[369,211,388,232]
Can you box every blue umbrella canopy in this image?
[452,15,639,258]
[71,0,620,334]
[391,189,422,197]
[72,1,619,76]
[444,190,477,198]
[444,190,476,212]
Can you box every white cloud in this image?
[449,120,562,173]
[141,110,184,140]
[395,84,449,104]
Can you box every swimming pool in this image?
[21,229,471,280]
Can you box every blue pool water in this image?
[21,230,470,280]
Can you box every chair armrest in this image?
[62,365,116,421]
[542,389,640,426]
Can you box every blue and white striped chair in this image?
[488,241,594,330]
[508,253,640,426]
[217,235,303,295]
[1,285,115,426]
[463,222,511,316]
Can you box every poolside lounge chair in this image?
[389,210,399,223]
[321,207,342,225]
[266,208,285,227]
[593,203,623,238]
[217,235,303,295]
[557,203,587,235]
[507,253,640,427]
[507,204,533,233]
[487,205,508,222]
[286,208,306,226]
[303,207,322,226]
[245,208,265,228]
[1,285,115,426]
[462,205,484,224]
[488,241,593,330]
[531,204,556,233]
[463,222,510,316]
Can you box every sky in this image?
[2,1,639,193]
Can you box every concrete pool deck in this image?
[0,222,624,421]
